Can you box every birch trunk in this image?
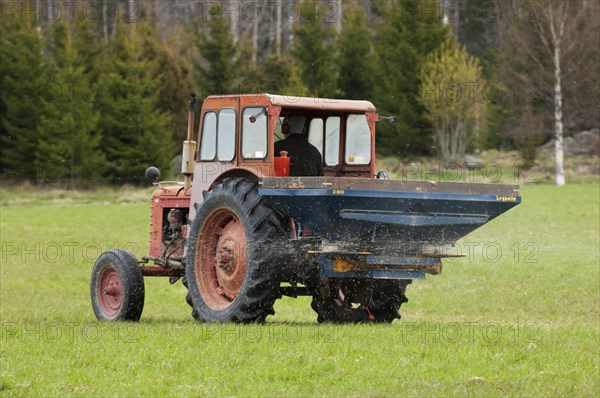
[275,1,282,55]
[102,0,108,43]
[252,18,258,63]
[553,44,566,186]
[128,0,135,23]
[228,0,238,43]
[334,0,342,34]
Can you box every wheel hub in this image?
[196,207,249,311]
[97,267,123,316]
[215,218,246,299]
[217,247,234,272]
[104,285,120,296]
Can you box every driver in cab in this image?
[275,115,324,177]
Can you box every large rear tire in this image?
[311,279,409,323]
[185,178,287,322]
[182,275,200,320]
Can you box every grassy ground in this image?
[0,181,598,396]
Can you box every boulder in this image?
[540,139,555,150]
[541,136,578,155]
[464,155,485,169]
[573,129,600,156]
[171,154,182,176]
[563,136,579,156]
[539,128,599,156]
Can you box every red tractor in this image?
[91,93,520,323]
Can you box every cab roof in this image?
[205,94,376,112]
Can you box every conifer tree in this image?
[337,2,375,100]
[95,24,172,183]
[139,21,193,146]
[235,33,264,92]
[237,34,308,97]
[153,41,192,144]
[0,17,46,180]
[35,21,103,187]
[195,2,239,96]
[373,0,449,156]
[72,17,104,81]
[451,0,508,151]
[249,54,308,97]
[290,0,337,98]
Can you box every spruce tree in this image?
[236,35,261,91]
[373,0,449,156]
[139,21,193,147]
[453,0,508,150]
[153,42,192,144]
[35,21,103,187]
[251,55,309,97]
[195,2,239,96]
[337,3,375,100]
[0,17,46,180]
[95,24,172,183]
[72,17,104,82]
[290,0,337,98]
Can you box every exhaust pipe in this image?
[182,93,197,190]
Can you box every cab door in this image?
[191,96,240,217]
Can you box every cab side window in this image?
[200,109,237,162]
[325,116,340,166]
[242,107,267,159]
[308,118,324,155]
[200,111,217,161]
[217,109,236,161]
[306,116,339,166]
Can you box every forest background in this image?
[1,0,598,186]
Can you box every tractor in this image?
[90,93,520,323]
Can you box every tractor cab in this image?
[192,94,377,186]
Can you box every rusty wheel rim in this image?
[97,266,123,317]
[196,207,248,310]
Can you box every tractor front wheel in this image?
[90,249,145,321]
[185,178,286,322]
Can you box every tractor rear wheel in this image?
[311,279,409,323]
[181,275,200,320]
[90,249,145,321]
[185,178,286,322]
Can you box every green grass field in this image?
[1,182,599,396]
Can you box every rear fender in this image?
[190,166,264,221]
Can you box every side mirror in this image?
[145,166,161,183]
[376,170,389,180]
[249,108,266,123]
